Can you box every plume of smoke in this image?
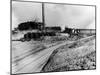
[12,1,42,30]
[12,12,19,30]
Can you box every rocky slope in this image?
[41,35,96,72]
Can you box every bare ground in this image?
[41,35,96,72]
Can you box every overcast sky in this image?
[12,1,95,30]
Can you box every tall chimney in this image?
[42,3,45,32]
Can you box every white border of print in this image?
[0,0,100,75]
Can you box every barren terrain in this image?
[12,34,96,74]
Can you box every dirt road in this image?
[12,35,95,74]
[12,40,71,74]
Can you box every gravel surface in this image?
[41,35,96,72]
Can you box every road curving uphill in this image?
[41,35,96,72]
[12,35,95,74]
[12,38,73,74]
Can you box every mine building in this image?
[45,26,61,32]
[17,21,43,31]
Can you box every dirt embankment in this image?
[41,35,96,72]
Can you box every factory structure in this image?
[12,3,96,41]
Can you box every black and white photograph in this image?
[11,0,96,74]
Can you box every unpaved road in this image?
[12,35,95,74]
[12,40,72,74]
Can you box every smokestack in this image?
[42,3,45,32]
